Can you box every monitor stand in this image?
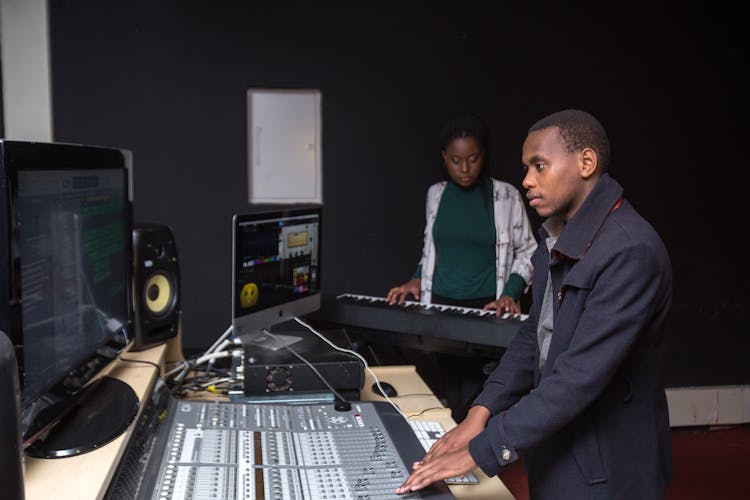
[241,329,303,352]
[24,376,139,459]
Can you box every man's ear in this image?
[580,148,598,179]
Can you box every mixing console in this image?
[111,392,454,500]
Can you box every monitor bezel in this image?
[0,140,134,408]
[231,205,322,344]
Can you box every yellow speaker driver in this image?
[145,272,173,316]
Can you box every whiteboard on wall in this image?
[247,89,322,203]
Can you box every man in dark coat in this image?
[397,109,673,499]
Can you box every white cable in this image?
[293,316,408,420]
[172,363,192,384]
[173,351,225,384]
[205,325,234,355]
[119,323,131,345]
[199,377,233,388]
[262,329,351,405]
[165,325,234,381]
[215,339,233,353]
[169,349,242,383]
[207,338,234,369]
[195,349,240,366]
[164,361,188,378]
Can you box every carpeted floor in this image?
[497,425,750,500]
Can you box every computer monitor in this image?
[232,206,321,351]
[0,140,136,458]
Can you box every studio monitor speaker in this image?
[0,330,24,500]
[132,223,181,351]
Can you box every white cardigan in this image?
[417,178,537,304]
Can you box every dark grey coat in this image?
[469,174,673,500]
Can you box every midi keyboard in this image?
[306,293,527,353]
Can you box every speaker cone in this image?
[144,272,174,317]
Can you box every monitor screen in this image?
[232,206,321,350]
[0,141,132,409]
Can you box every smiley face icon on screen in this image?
[240,282,259,308]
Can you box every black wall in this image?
[47,2,747,386]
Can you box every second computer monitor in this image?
[231,206,321,350]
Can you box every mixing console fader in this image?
[120,395,454,500]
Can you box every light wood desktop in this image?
[22,343,167,500]
[363,365,516,500]
[22,344,515,500]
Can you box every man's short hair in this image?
[529,109,611,172]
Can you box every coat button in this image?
[557,291,562,301]
[502,449,511,461]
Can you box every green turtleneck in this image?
[413,180,525,300]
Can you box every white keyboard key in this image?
[408,420,479,485]
[338,293,528,321]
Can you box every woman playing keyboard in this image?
[384,113,537,421]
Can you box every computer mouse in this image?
[371,381,398,398]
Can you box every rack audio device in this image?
[240,327,364,398]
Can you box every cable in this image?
[199,377,233,388]
[293,316,408,420]
[194,349,238,366]
[120,324,131,345]
[164,324,235,381]
[164,361,188,379]
[118,356,161,377]
[261,329,351,406]
[207,338,234,370]
[205,325,234,355]
[405,406,446,419]
[173,350,242,385]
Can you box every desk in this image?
[23,343,166,500]
[23,345,515,500]
[363,365,515,500]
